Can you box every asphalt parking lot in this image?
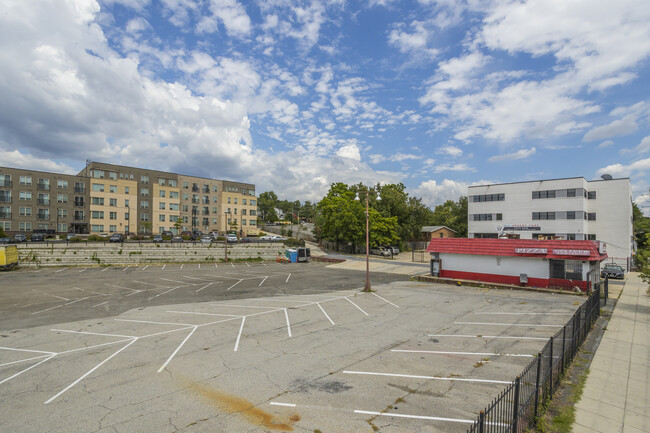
[1,262,582,433]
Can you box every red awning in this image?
[426,238,607,261]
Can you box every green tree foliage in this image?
[429,196,468,237]
[258,191,279,223]
[632,203,650,276]
[374,183,433,241]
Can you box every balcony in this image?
[74,200,84,207]
[37,214,50,221]
[37,199,50,205]
[0,180,12,187]
[192,185,199,192]
[0,211,11,219]
[202,199,210,205]
[191,199,199,204]
[0,197,11,203]
[202,187,210,194]
[74,187,85,193]
[37,183,50,191]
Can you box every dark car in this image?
[162,231,174,237]
[171,235,183,243]
[153,234,163,243]
[0,237,13,244]
[30,233,45,242]
[13,233,27,243]
[109,233,124,243]
[601,264,624,279]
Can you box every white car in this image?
[200,235,212,244]
[226,234,238,243]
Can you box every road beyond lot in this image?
[1,262,581,433]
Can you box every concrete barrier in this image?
[16,242,287,267]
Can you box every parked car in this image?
[226,234,238,243]
[13,233,27,243]
[162,231,174,237]
[370,247,391,256]
[66,233,77,241]
[260,234,274,241]
[153,234,163,243]
[240,237,253,243]
[109,233,124,243]
[200,235,212,244]
[0,237,13,244]
[30,233,45,242]
[271,235,286,241]
[180,231,192,237]
[382,245,400,255]
[171,235,183,243]
[600,264,624,279]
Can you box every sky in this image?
[1,0,649,213]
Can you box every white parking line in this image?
[51,328,137,339]
[317,303,335,325]
[259,276,268,287]
[180,264,184,270]
[32,304,64,315]
[0,346,56,355]
[160,278,196,286]
[0,354,51,368]
[195,282,216,293]
[234,317,246,352]
[454,322,564,328]
[391,349,534,357]
[429,334,549,340]
[64,297,88,305]
[35,291,69,301]
[0,354,56,386]
[284,308,292,337]
[371,292,399,308]
[157,326,197,373]
[231,263,235,268]
[286,273,291,283]
[147,286,182,301]
[354,410,476,425]
[226,279,243,291]
[246,262,250,267]
[142,265,148,271]
[162,265,166,270]
[168,310,242,318]
[92,301,109,308]
[343,370,511,384]
[54,268,68,273]
[270,402,296,408]
[345,297,369,316]
[102,267,110,272]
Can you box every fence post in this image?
[548,335,554,400]
[513,375,521,432]
[604,276,608,305]
[561,325,567,375]
[534,351,542,420]
[478,410,485,433]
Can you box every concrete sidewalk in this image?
[573,272,650,433]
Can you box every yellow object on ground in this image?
[0,245,19,270]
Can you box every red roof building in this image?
[426,238,607,291]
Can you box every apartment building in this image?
[467,176,633,269]
[0,168,89,234]
[0,162,258,237]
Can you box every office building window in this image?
[587,234,596,240]
[159,190,166,198]
[471,193,505,202]
[141,188,149,196]
[159,214,165,222]
[250,200,256,206]
[109,172,117,180]
[567,211,576,219]
[588,191,596,199]
[91,225,104,232]
[532,212,556,220]
[587,213,596,221]
[472,213,493,221]
[109,225,117,232]
[170,191,179,199]
[159,202,166,210]
[141,175,149,183]
[109,185,117,193]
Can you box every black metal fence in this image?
[467,286,602,433]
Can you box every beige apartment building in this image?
[0,162,258,237]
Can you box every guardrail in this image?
[466,286,602,433]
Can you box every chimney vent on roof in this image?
[601,174,613,180]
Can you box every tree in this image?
[429,196,468,237]
[141,221,152,234]
[173,216,182,233]
[258,191,279,223]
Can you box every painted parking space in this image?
[0,271,583,432]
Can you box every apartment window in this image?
[202,217,209,226]
[213,185,218,192]
[242,219,247,225]
[587,191,596,199]
[57,179,68,189]
[74,182,85,193]
[20,176,32,186]
[19,191,31,201]
[182,193,189,200]
[91,225,104,232]
[0,221,10,231]
[169,179,177,187]
[587,213,596,221]
[141,175,149,183]
[92,197,104,206]
[74,210,85,221]
[92,183,104,192]
[0,175,10,188]
[183,182,189,189]
[140,213,149,221]
[234,198,238,204]
[0,206,9,219]
[159,202,166,210]
[37,179,50,190]
[169,203,179,211]
[203,206,209,215]
[110,198,117,207]
[192,194,199,204]
[182,204,188,212]
[120,173,124,179]
[38,193,50,205]
[141,188,149,196]
[91,170,104,179]
[250,200,256,206]
[587,234,596,240]
[242,209,247,216]
[58,209,67,218]
[109,185,117,193]
[250,210,256,216]
[125,186,129,194]
[234,208,238,215]
[140,200,149,209]
[159,214,165,222]
[74,197,84,207]
[20,207,31,216]
[472,214,493,221]
[212,196,218,203]
[125,199,130,207]
[242,199,247,205]
[91,211,104,219]
[170,191,179,199]
[125,212,129,220]
[213,218,218,224]
[567,211,576,220]
[110,212,117,220]
[109,225,117,232]
[227,197,231,203]
[496,213,502,220]
[37,209,49,220]
[20,222,31,231]
[108,172,117,180]
[532,212,556,220]
[249,219,256,226]
[203,195,209,204]
[532,190,556,199]
[159,190,166,198]
[158,178,166,186]
[203,185,210,193]
[57,223,67,232]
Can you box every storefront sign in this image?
[552,249,590,256]
[497,224,541,231]
[515,248,548,254]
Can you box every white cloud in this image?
[197,0,251,37]
[388,20,438,58]
[437,145,463,157]
[598,140,614,148]
[596,157,650,178]
[583,114,639,142]
[621,135,650,155]
[413,178,485,207]
[336,144,361,161]
[488,147,536,162]
[0,149,76,174]
[433,163,475,173]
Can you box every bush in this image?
[88,234,107,242]
[285,238,305,247]
[68,236,83,242]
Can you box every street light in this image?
[355,187,381,292]
[224,209,230,262]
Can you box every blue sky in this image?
[1,0,649,212]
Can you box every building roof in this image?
[421,225,456,233]
[467,176,629,189]
[426,238,607,261]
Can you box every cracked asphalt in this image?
[0,262,581,432]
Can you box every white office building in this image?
[467,177,633,269]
